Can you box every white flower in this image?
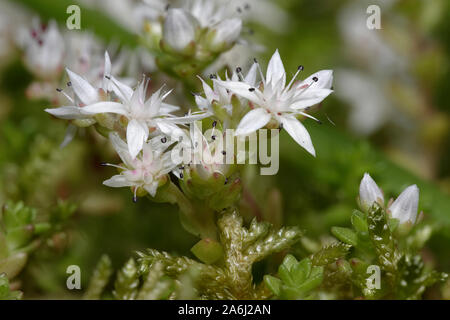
[21,19,65,80]
[195,64,258,123]
[45,51,113,120]
[359,173,384,210]
[214,49,333,156]
[80,77,208,159]
[388,185,419,224]
[103,133,177,199]
[163,8,197,52]
[359,173,420,224]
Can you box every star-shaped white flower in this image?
[103,133,178,199]
[214,49,333,156]
[44,51,114,121]
[80,77,208,159]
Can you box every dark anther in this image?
[132,195,138,203]
[245,4,251,10]
[209,74,217,79]
[67,81,72,86]
[298,65,304,71]
[222,151,226,155]
[279,123,284,131]
[165,4,170,11]
[224,178,228,184]
[161,137,167,143]
[212,120,217,127]
[104,75,111,80]
[236,67,242,73]
[56,88,62,92]
[253,58,258,63]
[248,88,255,92]
[237,7,242,13]
[312,77,318,82]
[179,173,184,179]
[211,135,216,140]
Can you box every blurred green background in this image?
[0,0,448,298]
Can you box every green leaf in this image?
[351,210,368,233]
[292,258,312,285]
[190,238,224,265]
[331,227,358,246]
[281,254,298,272]
[296,266,324,295]
[263,275,282,296]
[310,242,352,266]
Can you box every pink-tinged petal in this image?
[279,115,315,156]
[359,173,384,209]
[389,185,419,224]
[214,79,263,105]
[45,106,86,119]
[195,95,210,110]
[103,175,135,188]
[297,70,333,90]
[66,68,99,105]
[266,49,286,88]
[81,101,127,115]
[127,119,148,159]
[235,108,271,136]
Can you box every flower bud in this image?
[359,173,384,210]
[209,18,242,51]
[162,8,197,52]
[388,185,419,224]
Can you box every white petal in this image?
[290,89,334,110]
[144,182,159,197]
[280,115,315,156]
[66,68,99,105]
[111,76,134,102]
[60,124,77,148]
[102,51,112,91]
[45,106,86,119]
[103,175,134,188]
[359,173,384,209]
[244,62,259,87]
[127,119,148,159]
[163,8,196,51]
[81,101,127,115]
[389,185,419,224]
[214,79,263,105]
[235,108,271,136]
[266,49,286,88]
[160,103,180,114]
[109,132,134,168]
[297,70,333,90]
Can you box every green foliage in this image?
[0,273,22,300]
[329,202,448,299]
[264,255,324,299]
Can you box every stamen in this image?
[254,59,266,85]
[299,112,322,124]
[161,137,167,143]
[212,120,217,127]
[285,65,304,91]
[67,81,72,87]
[248,88,255,92]
[101,163,128,170]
